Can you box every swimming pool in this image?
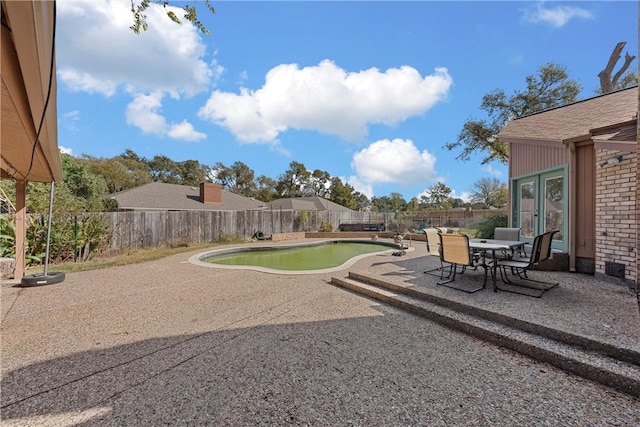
[189,240,406,274]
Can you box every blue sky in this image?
[56,1,638,201]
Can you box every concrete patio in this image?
[1,239,639,425]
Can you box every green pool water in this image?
[203,241,392,271]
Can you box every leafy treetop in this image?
[444,62,581,165]
[129,0,215,35]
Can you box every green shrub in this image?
[318,221,333,232]
[23,213,110,265]
[294,210,309,231]
[474,214,508,239]
[0,216,15,258]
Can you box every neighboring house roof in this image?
[109,182,267,211]
[266,196,354,212]
[498,86,638,146]
[1,1,62,182]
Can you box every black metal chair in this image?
[496,230,559,297]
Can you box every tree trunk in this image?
[598,41,636,93]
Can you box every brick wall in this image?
[594,150,638,282]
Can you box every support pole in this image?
[14,180,26,280]
[43,181,54,275]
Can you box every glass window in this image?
[519,181,535,238]
[544,176,563,241]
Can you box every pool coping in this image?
[188,238,414,275]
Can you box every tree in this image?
[129,0,215,35]
[61,154,108,202]
[371,193,407,212]
[275,161,310,198]
[308,169,332,198]
[351,192,370,212]
[179,160,208,186]
[469,178,508,208]
[213,161,258,197]
[85,156,135,193]
[444,62,581,164]
[329,178,357,210]
[254,175,278,203]
[148,155,181,184]
[420,182,452,209]
[597,42,637,94]
[406,197,421,211]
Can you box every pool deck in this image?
[1,238,639,425]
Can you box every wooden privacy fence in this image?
[398,209,508,229]
[106,210,394,251]
[103,209,505,252]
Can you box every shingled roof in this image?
[109,182,267,211]
[266,196,354,212]
[498,86,638,145]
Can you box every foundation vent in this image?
[604,261,625,278]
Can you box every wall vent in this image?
[604,261,625,278]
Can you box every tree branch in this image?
[598,42,625,93]
[611,52,637,88]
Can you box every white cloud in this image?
[451,190,472,203]
[198,60,452,143]
[57,69,118,97]
[62,110,80,131]
[482,165,503,178]
[59,146,73,155]
[523,4,593,28]
[168,120,207,142]
[56,0,214,97]
[237,70,249,86]
[56,0,214,143]
[126,93,206,141]
[126,92,167,136]
[346,138,442,198]
[346,176,374,199]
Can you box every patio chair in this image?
[493,227,523,258]
[496,230,559,297]
[437,233,487,293]
[493,227,520,241]
[423,228,445,276]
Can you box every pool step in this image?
[329,272,640,398]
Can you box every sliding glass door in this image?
[513,168,567,251]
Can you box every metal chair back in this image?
[493,227,520,241]
[538,230,558,262]
[424,228,441,257]
[439,233,472,266]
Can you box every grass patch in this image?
[26,243,229,275]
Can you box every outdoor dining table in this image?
[468,239,526,291]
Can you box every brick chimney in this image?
[200,182,222,204]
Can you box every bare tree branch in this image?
[611,52,636,88]
[598,42,636,93]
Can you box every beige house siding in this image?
[509,143,567,177]
[595,150,638,282]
